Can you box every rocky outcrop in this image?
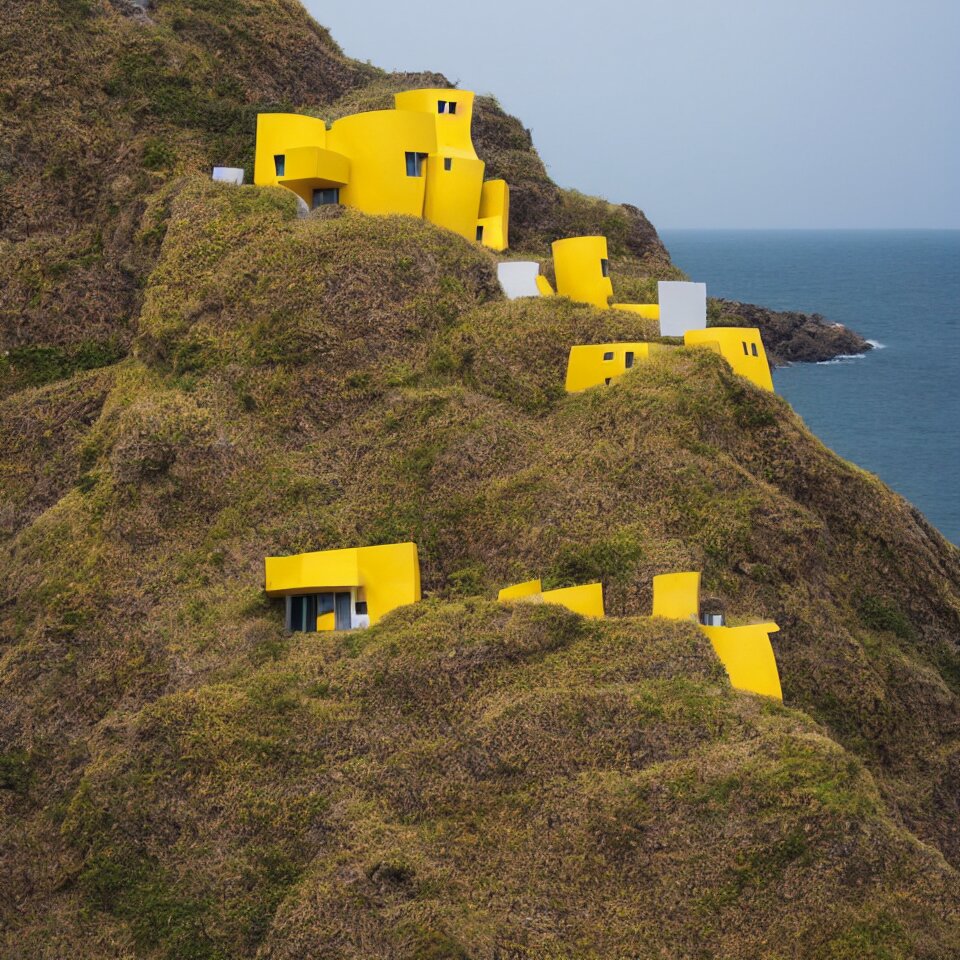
[712,298,872,366]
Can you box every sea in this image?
[661,230,960,544]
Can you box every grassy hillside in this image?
[0,0,669,400]
[1,179,959,957]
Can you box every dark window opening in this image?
[274,154,285,177]
[444,157,453,171]
[288,594,319,633]
[312,187,339,208]
[604,377,611,385]
[438,100,447,113]
[334,592,352,631]
[625,351,635,369]
[317,594,334,616]
[600,258,610,277]
[742,341,749,355]
[405,151,428,177]
[751,343,759,357]
[355,601,368,615]
[603,351,614,361]
[448,101,457,114]
[476,225,484,242]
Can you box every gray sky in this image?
[307,0,960,229]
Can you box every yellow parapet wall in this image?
[651,571,782,700]
[565,342,665,392]
[498,579,605,618]
[684,327,775,392]
[254,89,510,250]
[612,302,660,320]
[552,236,613,308]
[265,542,421,629]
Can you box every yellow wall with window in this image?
[565,342,665,392]
[254,89,509,249]
[651,572,782,699]
[264,542,421,627]
[684,328,775,392]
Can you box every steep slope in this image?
[0,0,669,399]
[1,180,959,958]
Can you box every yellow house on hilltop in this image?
[498,578,605,618]
[254,89,509,250]
[264,542,421,632]
[565,341,667,392]
[684,327,775,392]
[652,571,782,700]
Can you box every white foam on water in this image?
[866,339,886,349]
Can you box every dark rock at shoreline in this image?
[710,298,872,366]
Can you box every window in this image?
[600,258,610,278]
[312,188,339,208]
[274,154,285,177]
[742,341,749,355]
[444,157,452,171]
[751,343,759,357]
[317,594,334,616]
[603,351,614,361]
[288,594,319,632]
[604,378,611,385]
[625,351,635,369]
[405,151,427,177]
[448,101,457,115]
[355,601,368,615]
[438,100,447,113]
[476,225,484,242]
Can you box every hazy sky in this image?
[307,0,960,229]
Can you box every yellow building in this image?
[652,571,782,700]
[565,341,666,392]
[551,235,659,316]
[498,578,605,618]
[254,89,509,250]
[264,542,421,632]
[684,327,775,392]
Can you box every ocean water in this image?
[660,230,960,544]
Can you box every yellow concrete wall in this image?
[552,236,613,308]
[651,570,782,700]
[275,145,350,205]
[612,302,660,320]
[497,579,543,601]
[652,572,701,620]
[498,579,605,618]
[700,622,783,700]
[477,179,509,251]
[356,542,422,624]
[684,327,775,392]
[264,542,420,626]
[394,88,479,159]
[254,113,329,189]
[565,342,662,392]
[327,109,438,217]
[541,583,605,618]
[535,275,555,297]
[423,155,485,241]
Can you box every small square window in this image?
[625,351,635,369]
[751,343,759,357]
[742,341,749,355]
[312,187,339,208]
[444,157,452,171]
[476,225,484,242]
[355,601,368,616]
[274,154,285,177]
[600,258,610,278]
[603,351,614,361]
[438,100,447,114]
[448,101,457,115]
[405,151,427,177]
[604,378,611,385]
